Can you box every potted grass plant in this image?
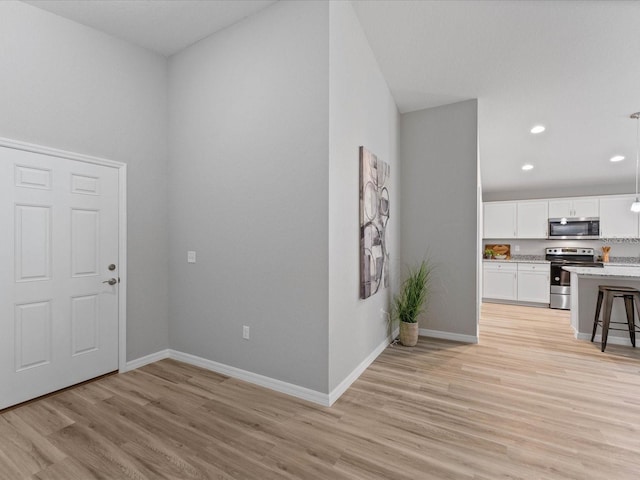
[393,260,432,347]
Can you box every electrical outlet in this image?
[187,251,196,263]
[242,325,250,340]
[514,245,520,252]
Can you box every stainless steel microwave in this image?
[548,217,600,239]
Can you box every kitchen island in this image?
[564,265,640,345]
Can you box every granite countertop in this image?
[563,265,640,278]
[483,255,549,264]
[483,256,640,266]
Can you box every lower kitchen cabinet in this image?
[483,262,550,305]
[516,263,550,304]
[483,262,517,301]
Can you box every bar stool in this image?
[592,285,640,352]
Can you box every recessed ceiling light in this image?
[530,125,546,134]
[522,164,534,171]
[610,155,625,162]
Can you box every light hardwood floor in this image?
[3,303,640,479]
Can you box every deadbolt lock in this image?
[108,264,116,271]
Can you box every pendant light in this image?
[631,112,640,212]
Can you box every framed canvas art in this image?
[359,146,390,299]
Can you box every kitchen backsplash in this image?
[484,238,640,261]
[608,257,640,264]
[509,254,546,261]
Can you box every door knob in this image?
[102,278,117,286]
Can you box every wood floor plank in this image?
[32,457,103,480]
[0,412,65,479]
[3,302,640,478]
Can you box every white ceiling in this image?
[23,0,277,56]
[21,0,640,196]
[352,0,640,195]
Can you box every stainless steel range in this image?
[546,247,603,310]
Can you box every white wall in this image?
[0,1,170,360]
[484,184,633,202]
[400,100,479,339]
[328,1,400,392]
[168,1,330,392]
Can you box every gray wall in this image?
[328,1,400,391]
[400,100,479,337]
[3,0,481,398]
[168,1,330,392]
[0,1,170,360]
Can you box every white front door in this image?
[0,146,119,409]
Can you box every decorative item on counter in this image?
[484,248,495,259]
[602,246,611,263]
[484,244,510,260]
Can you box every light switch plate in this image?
[187,251,196,263]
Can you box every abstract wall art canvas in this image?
[359,146,390,299]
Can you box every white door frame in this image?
[0,137,128,373]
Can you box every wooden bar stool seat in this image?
[592,285,640,352]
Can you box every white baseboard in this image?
[123,349,170,372]
[328,327,399,406]
[419,328,478,344]
[121,330,400,407]
[482,298,549,308]
[575,332,633,346]
[169,350,331,406]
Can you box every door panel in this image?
[15,204,52,282]
[15,165,51,189]
[1,146,119,409]
[71,294,99,356]
[15,300,52,371]
[71,208,100,276]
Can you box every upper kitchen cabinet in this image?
[599,195,639,238]
[483,202,516,238]
[516,200,548,239]
[483,200,547,239]
[548,197,599,218]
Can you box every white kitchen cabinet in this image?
[599,195,639,238]
[548,199,571,218]
[516,263,550,304]
[516,201,548,238]
[484,200,547,239]
[573,198,600,217]
[548,198,599,218]
[483,202,517,238]
[483,262,550,304]
[482,262,517,300]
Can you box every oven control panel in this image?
[546,247,595,256]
